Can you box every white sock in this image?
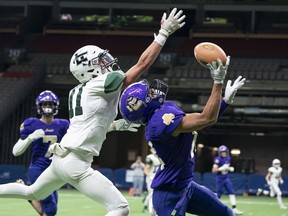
[277,195,284,207]
[229,194,236,206]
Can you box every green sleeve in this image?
[104,71,125,94]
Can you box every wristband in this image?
[154,32,167,46]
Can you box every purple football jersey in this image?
[20,118,69,168]
[145,101,196,191]
[213,155,231,179]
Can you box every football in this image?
[194,42,227,68]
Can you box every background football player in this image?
[257,159,287,209]
[13,90,69,216]
[212,145,243,215]
[143,151,161,215]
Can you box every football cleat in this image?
[16,179,25,184]
[280,205,287,209]
[233,208,243,215]
[256,188,263,196]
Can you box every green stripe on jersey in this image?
[104,71,125,93]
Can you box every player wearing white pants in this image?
[0,8,186,216]
[1,151,128,215]
[257,159,286,209]
[143,153,161,215]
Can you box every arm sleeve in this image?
[218,99,229,119]
[12,137,33,156]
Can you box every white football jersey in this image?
[268,166,283,184]
[145,154,161,179]
[60,71,125,156]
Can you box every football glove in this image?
[109,119,141,132]
[280,179,284,184]
[154,8,186,46]
[45,143,69,158]
[28,129,45,141]
[224,76,246,104]
[229,166,235,172]
[207,56,230,84]
[218,164,229,171]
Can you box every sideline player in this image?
[143,152,161,215]
[120,55,246,215]
[212,145,243,215]
[13,90,69,216]
[0,8,185,216]
[257,159,287,209]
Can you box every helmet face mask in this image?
[36,90,59,116]
[70,45,119,83]
[120,79,168,125]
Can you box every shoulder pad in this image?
[104,71,125,93]
[146,103,184,140]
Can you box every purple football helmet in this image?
[120,79,168,125]
[218,145,229,156]
[36,90,59,116]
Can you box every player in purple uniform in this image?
[212,145,243,215]
[12,90,69,216]
[120,57,246,216]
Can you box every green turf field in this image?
[0,189,287,215]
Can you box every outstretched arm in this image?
[173,57,230,135]
[122,8,185,89]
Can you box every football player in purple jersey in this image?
[212,145,243,215]
[12,90,69,216]
[120,57,246,216]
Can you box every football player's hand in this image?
[154,8,185,46]
[280,179,284,184]
[224,76,246,104]
[160,8,186,37]
[229,166,235,172]
[267,181,271,186]
[207,56,230,84]
[112,119,141,132]
[28,129,45,141]
[45,143,69,158]
[218,164,229,171]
